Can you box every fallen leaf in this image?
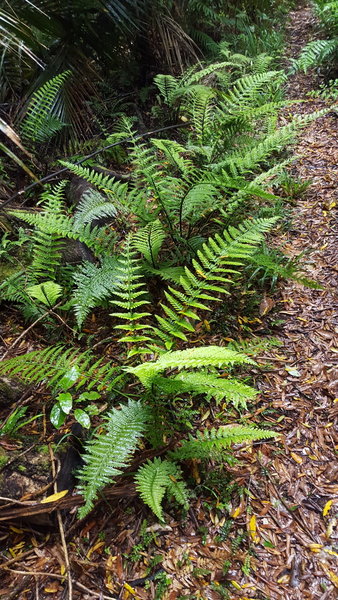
[323,500,333,517]
[259,296,275,316]
[40,490,68,504]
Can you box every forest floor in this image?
[0,2,337,599]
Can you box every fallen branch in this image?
[0,121,191,210]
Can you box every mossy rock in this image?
[0,377,26,407]
[0,447,8,469]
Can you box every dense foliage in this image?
[1,0,333,524]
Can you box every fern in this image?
[28,182,67,282]
[73,188,121,227]
[21,71,71,143]
[0,271,45,321]
[212,108,330,175]
[188,86,215,145]
[132,220,166,267]
[26,281,63,306]
[221,71,282,111]
[154,62,229,108]
[78,401,149,518]
[110,236,152,356]
[151,138,193,173]
[59,161,129,201]
[154,74,181,107]
[295,39,338,73]
[9,205,113,257]
[178,181,219,231]
[0,345,118,392]
[126,345,256,388]
[152,217,277,346]
[72,256,120,327]
[135,458,188,521]
[154,372,257,409]
[212,125,295,175]
[170,425,278,460]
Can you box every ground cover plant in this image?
[0,57,328,519]
[0,1,337,598]
[293,0,338,73]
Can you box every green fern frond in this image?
[170,425,278,460]
[295,39,338,73]
[183,61,243,86]
[8,207,111,257]
[0,345,118,392]
[212,108,330,175]
[59,161,128,200]
[132,220,166,267]
[151,138,193,173]
[153,217,277,345]
[154,372,257,408]
[227,336,281,355]
[21,71,71,143]
[127,345,256,388]
[221,71,282,111]
[154,74,180,107]
[30,229,65,282]
[178,181,219,229]
[26,281,63,306]
[110,237,152,355]
[135,458,188,521]
[135,457,170,521]
[213,125,294,175]
[252,53,275,74]
[72,256,120,327]
[154,61,249,109]
[0,271,44,320]
[188,86,215,144]
[26,182,67,282]
[73,188,124,227]
[78,401,149,518]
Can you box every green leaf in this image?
[77,391,101,402]
[57,392,73,414]
[74,409,91,429]
[50,403,67,429]
[58,366,80,390]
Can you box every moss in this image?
[37,444,50,455]
[0,447,8,469]
[0,262,20,283]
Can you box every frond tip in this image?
[135,458,188,521]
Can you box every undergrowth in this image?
[0,33,328,525]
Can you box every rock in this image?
[0,377,26,408]
[60,239,95,265]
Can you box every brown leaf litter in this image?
[0,2,337,598]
